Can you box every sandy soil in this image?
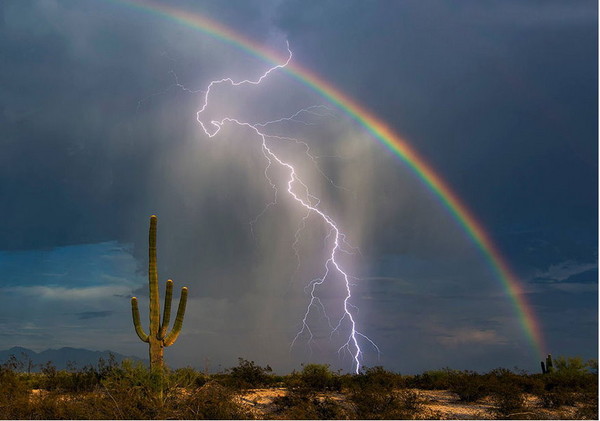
[240,387,580,419]
[28,386,584,419]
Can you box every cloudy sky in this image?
[0,0,596,374]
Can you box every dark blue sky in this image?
[0,0,596,374]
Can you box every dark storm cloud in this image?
[0,0,281,252]
[0,0,157,249]
[275,0,597,269]
[273,0,597,367]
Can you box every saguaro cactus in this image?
[541,354,554,374]
[131,215,188,370]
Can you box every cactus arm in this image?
[159,280,173,339]
[149,215,160,339]
[163,287,188,347]
[131,297,149,343]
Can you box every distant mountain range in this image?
[0,346,146,371]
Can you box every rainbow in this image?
[110,0,546,359]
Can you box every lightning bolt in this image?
[194,43,379,373]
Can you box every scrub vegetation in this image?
[0,354,596,419]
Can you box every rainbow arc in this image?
[111,0,546,360]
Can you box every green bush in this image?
[169,366,208,389]
[353,365,404,390]
[296,363,341,392]
[0,358,30,418]
[449,371,488,402]
[538,358,597,411]
[226,358,273,389]
[409,368,459,390]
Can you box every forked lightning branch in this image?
[194,43,379,374]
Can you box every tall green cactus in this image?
[131,215,188,370]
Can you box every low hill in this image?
[0,346,145,371]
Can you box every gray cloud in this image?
[76,311,114,320]
[531,261,598,284]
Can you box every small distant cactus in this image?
[541,354,554,374]
[131,215,188,370]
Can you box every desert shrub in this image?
[25,392,101,420]
[490,383,527,419]
[309,397,347,420]
[3,389,110,420]
[39,361,59,390]
[272,389,347,420]
[532,358,598,413]
[539,389,577,408]
[514,374,545,395]
[63,364,101,392]
[349,387,425,420]
[541,356,598,396]
[269,374,286,386]
[544,372,593,393]
[36,361,97,392]
[96,353,119,381]
[105,364,246,419]
[102,359,158,391]
[397,389,425,413]
[409,368,459,390]
[0,358,250,419]
[0,358,31,419]
[574,391,598,420]
[0,356,28,398]
[274,365,345,419]
[539,366,597,410]
[98,359,166,418]
[350,365,403,391]
[179,381,250,419]
[484,368,544,398]
[226,358,273,389]
[554,356,595,375]
[168,366,207,389]
[449,371,488,402]
[294,363,341,392]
